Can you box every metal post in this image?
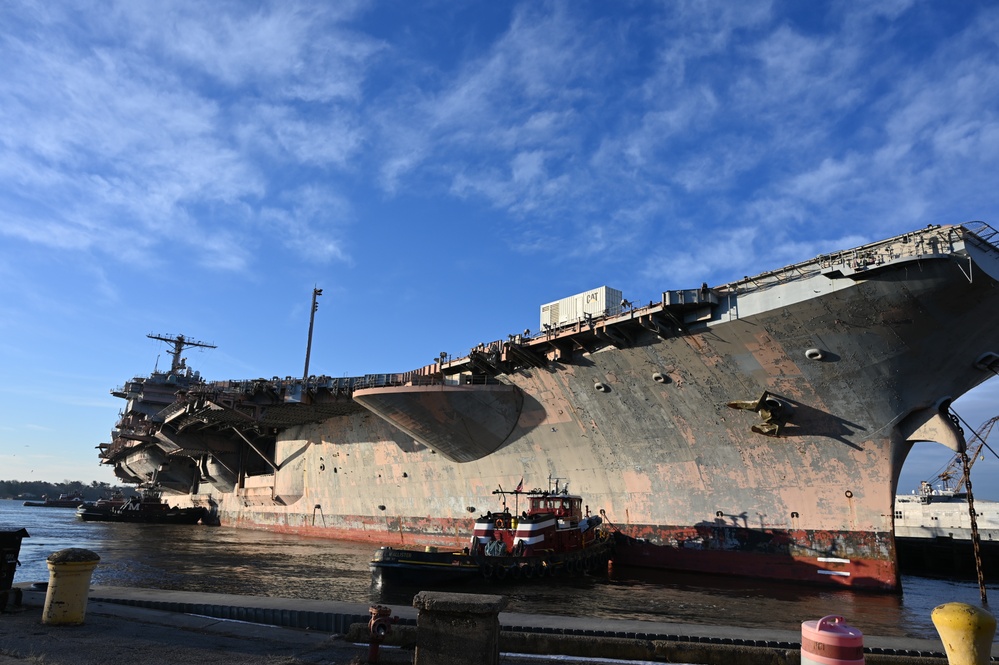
[303,287,322,382]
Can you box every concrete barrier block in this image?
[412,591,507,665]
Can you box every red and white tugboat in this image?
[370,477,613,585]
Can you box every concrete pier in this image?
[2,583,995,664]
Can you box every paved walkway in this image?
[0,594,393,665]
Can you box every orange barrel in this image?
[801,615,864,665]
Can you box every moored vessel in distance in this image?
[99,222,999,592]
[23,492,85,508]
[894,484,999,578]
[370,478,613,585]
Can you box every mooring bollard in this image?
[42,548,100,625]
[801,614,865,665]
[931,602,996,665]
[412,591,507,665]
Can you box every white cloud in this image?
[3,0,999,282]
[642,225,759,286]
[116,2,378,101]
[260,185,352,263]
[782,157,862,205]
[233,102,365,168]
[375,4,604,209]
[0,1,379,275]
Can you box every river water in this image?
[2,499,993,639]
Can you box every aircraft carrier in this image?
[100,221,999,591]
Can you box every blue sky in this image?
[1,1,998,499]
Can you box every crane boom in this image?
[933,415,999,492]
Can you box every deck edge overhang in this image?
[353,384,524,463]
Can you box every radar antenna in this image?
[146,333,216,373]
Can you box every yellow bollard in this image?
[42,548,100,625]
[931,602,996,665]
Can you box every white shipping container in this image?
[540,286,623,330]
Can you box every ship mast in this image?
[146,333,216,373]
[303,287,322,382]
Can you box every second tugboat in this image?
[23,492,85,508]
[371,477,613,585]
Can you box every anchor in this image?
[726,391,791,436]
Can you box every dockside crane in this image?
[929,413,999,604]
[929,415,999,493]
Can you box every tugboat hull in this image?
[76,504,207,524]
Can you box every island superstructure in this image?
[100,222,999,591]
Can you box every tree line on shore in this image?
[0,479,133,501]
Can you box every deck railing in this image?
[963,220,999,253]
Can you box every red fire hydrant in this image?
[368,605,394,663]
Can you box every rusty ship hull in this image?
[101,223,999,592]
